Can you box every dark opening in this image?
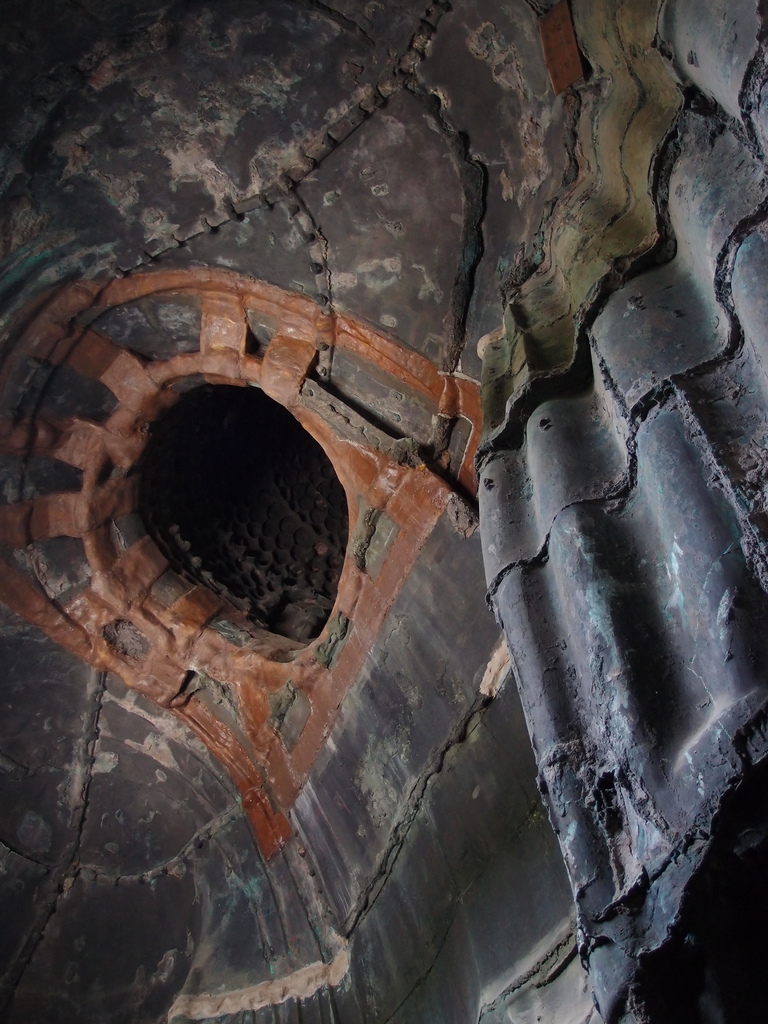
[139,384,348,643]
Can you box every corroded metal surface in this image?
[2,0,768,1021]
[480,1,768,1020]
[0,268,480,859]
[540,1,584,96]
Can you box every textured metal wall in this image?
[481,1,768,1019]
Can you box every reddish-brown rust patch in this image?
[539,0,584,96]
[0,268,481,857]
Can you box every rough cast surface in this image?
[481,0,768,1020]
[1,0,768,1022]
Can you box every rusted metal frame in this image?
[0,269,479,856]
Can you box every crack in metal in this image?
[377,799,546,1024]
[305,0,376,47]
[405,78,488,375]
[0,669,107,1018]
[477,929,579,1020]
[343,690,493,937]
[78,802,243,885]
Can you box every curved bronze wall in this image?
[2,0,768,1022]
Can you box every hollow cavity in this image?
[139,384,348,643]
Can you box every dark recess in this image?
[139,384,348,642]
